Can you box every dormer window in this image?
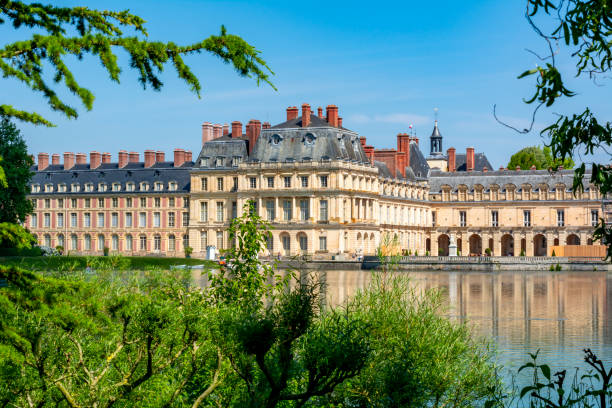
[58,183,67,193]
[216,157,224,167]
[140,182,149,191]
[85,183,94,192]
[271,134,282,145]
[154,182,163,191]
[98,183,107,192]
[232,156,241,167]
[31,184,40,193]
[304,133,316,145]
[168,181,178,191]
[71,183,80,192]
[201,157,209,167]
[126,182,135,192]
[44,184,53,193]
[112,183,121,192]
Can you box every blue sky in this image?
[4,0,610,167]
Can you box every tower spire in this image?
[429,108,443,157]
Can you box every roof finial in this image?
[434,107,439,124]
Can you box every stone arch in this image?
[501,234,514,256]
[567,234,580,245]
[534,234,547,256]
[469,234,482,256]
[297,232,308,253]
[520,238,526,255]
[280,232,291,256]
[426,238,431,253]
[438,234,450,256]
[587,238,594,245]
[554,238,559,246]
[356,232,362,253]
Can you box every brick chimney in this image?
[317,106,323,118]
[302,103,311,127]
[447,147,456,172]
[286,106,299,121]
[155,151,165,163]
[76,153,86,165]
[37,153,49,171]
[499,166,505,171]
[326,105,339,127]
[466,147,475,172]
[222,124,229,136]
[247,119,261,154]
[231,121,242,138]
[118,150,128,168]
[102,152,111,164]
[51,153,60,165]
[201,122,213,145]
[483,166,488,172]
[185,150,192,162]
[397,133,410,155]
[90,151,102,169]
[64,152,75,170]
[360,137,367,147]
[373,149,398,178]
[262,121,271,129]
[128,151,139,163]
[364,145,375,164]
[213,124,222,139]
[174,149,185,167]
[144,150,155,168]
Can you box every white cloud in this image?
[347,112,430,126]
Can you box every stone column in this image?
[274,197,279,222]
[309,196,314,222]
[461,234,469,256]
[513,232,522,256]
[351,197,356,222]
[292,197,297,222]
[431,233,438,256]
[526,231,534,256]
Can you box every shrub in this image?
[438,248,444,255]
[55,245,64,255]
[485,248,492,256]
[551,249,556,257]
[425,250,430,256]
[555,263,562,271]
[102,246,109,256]
[184,246,193,258]
[414,250,418,256]
[520,249,526,256]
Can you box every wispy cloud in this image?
[347,113,430,126]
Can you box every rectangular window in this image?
[58,198,64,208]
[232,201,237,219]
[266,200,275,221]
[70,213,77,227]
[250,177,257,189]
[216,202,224,222]
[491,211,498,227]
[126,235,133,251]
[57,213,64,227]
[139,212,146,227]
[30,214,38,228]
[154,235,161,251]
[32,199,37,209]
[183,212,189,226]
[126,212,133,227]
[217,177,224,191]
[201,177,208,191]
[200,202,208,222]
[216,231,223,249]
[301,176,308,188]
[111,212,118,227]
[140,197,146,207]
[267,177,274,188]
[319,236,327,251]
[523,210,531,227]
[84,213,91,227]
[432,211,437,227]
[284,176,291,188]
[154,197,161,208]
[71,198,77,208]
[459,211,466,227]
[169,197,175,207]
[168,212,175,227]
[300,199,309,221]
[557,210,565,226]
[320,200,328,221]
[183,197,189,208]
[201,231,207,250]
[44,198,50,208]
[283,200,292,221]
[233,177,238,191]
[112,198,118,208]
[85,198,90,208]
[126,197,133,207]
[140,235,147,251]
[320,175,328,188]
[98,198,104,208]
[592,209,599,226]
[153,212,160,227]
[97,213,105,227]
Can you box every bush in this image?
[551,249,556,257]
[103,246,109,256]
[425,250,430,256]
[485,248,492,256]
[55,245,64,255]
[439,248,444,255]
[520,249,526,256]
[414,250,418,256]
[184,245,193,258]
[555,263,562,271]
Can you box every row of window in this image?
[38,233,188,252]
[455,209,598,228]
[439,186,599,202]
[200,175,329,191]
[32,181,180,194]
[198,199,326,222]
[31,211,188,228]
[33,196,189,209]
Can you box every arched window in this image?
[201,231,208,250]
[183,234,189,250]
[154,235,161,251]
[44,234,51,247]
[111,234,119,251]
[168,234,176,251]
[298,233,308,252]
[57,234,64,249]
[84,234,91,250]
[71,234,78,251]
[126,234,133,251]
[139,235,147,251]
[98,234,105,251]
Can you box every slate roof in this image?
[270,114,351,131]
[195,137,248,169]
[428,168,590,192]
[455,153,493,172]
[30,162,193,195]
[408,142,430,179]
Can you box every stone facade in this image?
[26,103,604,257]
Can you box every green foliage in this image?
[0,222,35,249]
[555,263,562,271]
[507,145,574,170]
[520,249,526,257]
[0,2,275,126]
[551,249,556,257]
[55,245,64,255]
[425,250,430,256]
[184,245,193,258]
[0,118,34,223]
[485,247,492,256]
[325,274,502,408]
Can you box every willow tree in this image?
[498,1,612,257]
[0,1,275,126]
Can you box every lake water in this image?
[193,269,612,388]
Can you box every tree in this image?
[0,1,274,126]
[498,1,612,257]
[0,117,34,223]
[507,145,574,170]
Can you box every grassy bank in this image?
[0,255,214,271]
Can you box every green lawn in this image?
[0,255,215,271]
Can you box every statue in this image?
[449,234,457,257]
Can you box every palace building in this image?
[26,103,604,258]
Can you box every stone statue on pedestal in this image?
[449,234,457,257]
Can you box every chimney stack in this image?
[213,124,222,139]
[317,106,323,118]
[262,121,271,129]
[185,150,192,162]
[359,137,367,147]
[364,145,375,164]
[231,121,242,138]
[302,103,311,127]
[64,152,75,170]
[247,119,262,154]
[466,147,475,172]
[174,149,185,167]
[51,153,60,165]
[483,166,488,172]
[447,148,456,172]
[90,151,102,169]
[76,153,86,165]
[37,153,49,171]
[102,152,111,164]
[286,106,299,121]
[326,105,339,127]
[128,151,139,163]
[155,151,165,163]
[144,150,155,168]
[222,124,229,136]
[201,122,213,145]
[118,150,128,168]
